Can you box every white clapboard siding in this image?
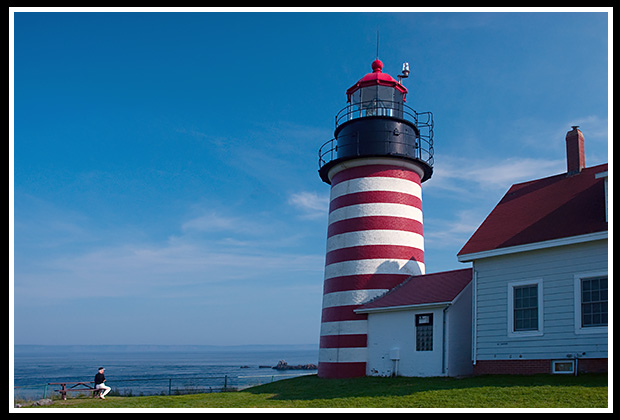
[474,239,608,361]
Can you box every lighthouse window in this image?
[359,86,401,118]
[415,313,433,351]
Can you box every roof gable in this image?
[458,163,608,257]
[356,268,472,312]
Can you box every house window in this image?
[581,276,607,328]
[551,360,575,374]
[508,279,543,337]
[574,272,608,335]
[415,313,433,351]
[514,284,538,331]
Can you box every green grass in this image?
[32,373,608,409]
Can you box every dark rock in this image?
[272,360,317,370]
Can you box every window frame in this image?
[551,360,575,375]
[574,271,608,335]
[507,279,544,337]
[415,313,434,352]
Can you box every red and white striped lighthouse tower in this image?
[317,58,434,378]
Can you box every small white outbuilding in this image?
[356,268,473,377]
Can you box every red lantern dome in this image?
[346,58,408,102]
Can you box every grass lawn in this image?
[29,373,608,409]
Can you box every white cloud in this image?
[422,155,564,253]
[467,157,565,189]
[566,115,609,141]
[287,191,329,220]
[181,211,264,235]
[427,155,565,197]
[424,209,488,250]
[15,235,325,303]
[13,196,326,304]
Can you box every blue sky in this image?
[10,9,610,346]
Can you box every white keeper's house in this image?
[356,126,608,377]
[457,126,608,375]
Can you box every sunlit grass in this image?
[29,373,608,409]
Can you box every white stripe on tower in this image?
[318,158,425,378]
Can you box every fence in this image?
[14,372,315,401]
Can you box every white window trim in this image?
[574,271,608,335]
[507,279,544,338]
[551,360,575,374]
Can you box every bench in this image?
[48,381,103,400]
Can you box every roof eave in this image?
[457,230,608,262]
[354,301,452,315]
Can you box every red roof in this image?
[458,163,608,257]
[357,268,473,311]
[346,59,408,102]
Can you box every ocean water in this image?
[13,344,318,401]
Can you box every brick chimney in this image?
[566,126,585,175]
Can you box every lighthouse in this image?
[317,58,434,378]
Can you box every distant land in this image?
[14,344,318,353]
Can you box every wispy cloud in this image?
[181,211,266,235]
[427,155,565,197]
[13,196,326,304]
[423,155,564,251]
[567,115,609,142]
[287,191,329,220]
[424,209,488,250]
[15,231,325,304]
[467,157,565,189]
[506,115,609,158]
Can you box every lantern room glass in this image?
[349,85,405,120]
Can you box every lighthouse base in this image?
[318,361,367,379]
